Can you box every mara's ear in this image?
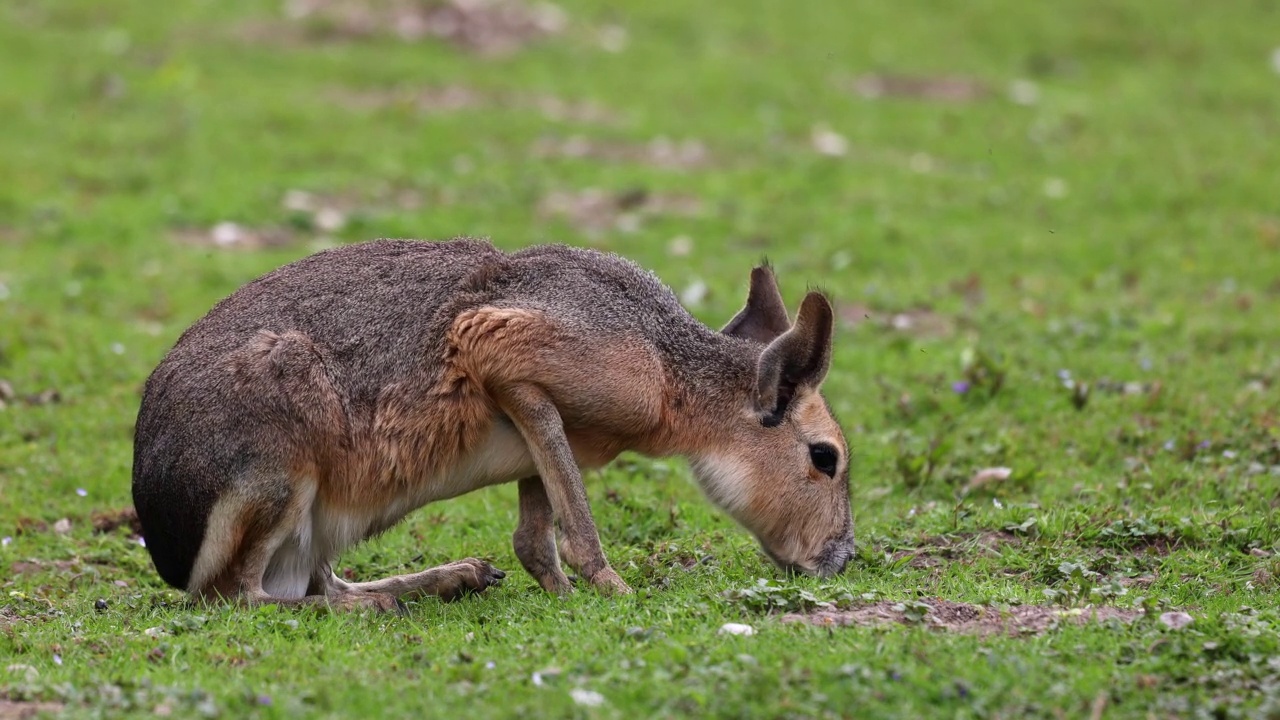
[721,265,791,343]
[754,292,834,423]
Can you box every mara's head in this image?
[690,264,854,577]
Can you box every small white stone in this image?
[668,235,693,257]
[532,2,568,33]
[909,153,934,174]
[718,622,755,636]
[211,222,244,247]
[1008,79,1040,106]
[1159,611,1194,630]
[313,207,346,233]
[614,213,642,234]
[110,343,125,355]
[53,518,72,535]
[282,189,315,212]
[598,25,628,53]
[680,279,708,307]
[810,125,848,157]
[570,689,605,707]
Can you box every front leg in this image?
[495,384,631,595]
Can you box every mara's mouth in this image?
[761,538,853,578]
[813,539,853,577]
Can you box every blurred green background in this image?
[3,1,1280,717]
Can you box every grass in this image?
[3,0,1280,717]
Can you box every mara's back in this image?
[132,238,718,589]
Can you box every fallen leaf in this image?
[965,467,1012,492]
[91,507,144,536]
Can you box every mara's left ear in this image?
[753,292,834,423]
[722,265,791,343]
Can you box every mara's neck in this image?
[641,323,760,459]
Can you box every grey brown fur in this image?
[132,238,853,610]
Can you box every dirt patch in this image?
[888,530,1023,567]
[9,560,77,576]
[175,186,433,252]
[280,0,567,56]
[781,599,1142,636]
[11,518,48,536]
[328,85,486,114]
[887,531,1024,567]
[837,302,954,339]
[172,223,298,251]
[0,700,64,720]
[0,382,61,409]
[90,507,143,537]
[531,136,709,169]
[537,188,704,238]
[328,86,620,125]
[850,74,990,103]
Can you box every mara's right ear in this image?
[753,292,834,424]
[721,264,791,343]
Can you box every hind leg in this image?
[328,559,506,601]
[189,477,403,613]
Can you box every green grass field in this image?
[4,0,1280,717]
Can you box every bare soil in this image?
[780,599,1143,636]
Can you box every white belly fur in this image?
[263,419,536,598]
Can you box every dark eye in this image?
[808,443,839,478]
